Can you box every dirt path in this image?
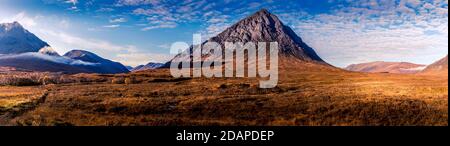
[0,91,49,125]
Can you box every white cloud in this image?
[40,30,123,51]
[116,0,159,6]
[97,7,114,12]
[0,12,37,28]
[141,21,177,31]
[103,24,120,28]
[281,0,448,67]
[109,18,127,23]
[39,29,155,66]
[0,10,166,67]
[67,6,79,11]
[59,19,70,28]
[131,0,226,31]
[157,44,171,49]
[116,52,173,66]
[65,0,78,5]
[248,2,262,9]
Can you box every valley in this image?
[0,66,447,126]
[1,8,448,126]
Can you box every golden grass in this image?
[0,65,448,126]
[0,87,46,115]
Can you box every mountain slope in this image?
[64,50,130,74]
[345,61,426,74]
[0,22,129,74]
[0,50,130,74]
[0,52,96,73]
[208,9,324,62]
[132,62,164,71]
[0,22,49,54]
[163,9,330,69]
[421,55,448,75]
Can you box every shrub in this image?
[111,77,125,84]
[58,75,77,84]
[125,77,139,84]
[0,77,40,86]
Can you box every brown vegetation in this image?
[0,64,447,126]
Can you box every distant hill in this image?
[125,66,134,71]
[64,50,130,74]
[421,55,448,75]
[132,62,164,71]
[345,61,426,74]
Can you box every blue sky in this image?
[0,0,448,67]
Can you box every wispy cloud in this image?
[2,0,447,67]
[124,0,226,31]
[279,0,448,67]
[97,7,115,12]
[116,52,173,66]
[103,24,120,28]
[0,12,37,28]
[109,17,126,23]
[64,0,79,11]
[115,0,160,6]
[40,29,156,66]
[141,22,177,31]
[65,0,78,5]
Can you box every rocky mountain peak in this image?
[183,9,325,63]
[0,21,23,32]
[0,21,49,54]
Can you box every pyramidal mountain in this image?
[210,9,324,62]
[0,22,129,74]
[163,9,330,68]
[0,21,50,54]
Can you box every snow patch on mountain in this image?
[38,46,60,56]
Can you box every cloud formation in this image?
[2,0,447,67]
[281,0,448,67]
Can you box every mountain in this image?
[162,9,329,68]
[132,62,164,71]
[0,52,98,73]
[345,61,426,74]
[0,50,130,74]
[0,22,49,54]
[0,22,129,74]
[421,55,448,75]
[125,66,134,71]
[64,50,130,74]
